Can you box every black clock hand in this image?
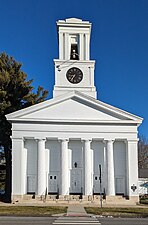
[71,74,76,81]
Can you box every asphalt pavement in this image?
[0,216,148,225]
[0,216,54,225]
[99,218,148,225]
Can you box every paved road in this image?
[99,217,148,225]
[0,216,148,225]
[0,216,54,225]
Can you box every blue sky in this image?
[1,0,148,138]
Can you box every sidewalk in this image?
[67,205,88,217]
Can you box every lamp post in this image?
[99,164,103,208]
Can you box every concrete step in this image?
[12,195,138,206]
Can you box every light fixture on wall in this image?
[56,52,79,72]
[74,162,78,168]
[131,184,137,192]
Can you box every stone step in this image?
[12,194,138,205]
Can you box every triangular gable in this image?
[6,91,143,124]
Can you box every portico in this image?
[10,125,140,201]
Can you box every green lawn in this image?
[0,205,148,217]
[140,198,148,204]
[85,207,148,218]
[0,206,67,216]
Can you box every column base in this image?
[82,195,93,201]
[127,196,139,204]
[12,195,23,203]
[58,195,69,200]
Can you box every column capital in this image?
[35,138,46,142]
[81,139,92,143]
[11,137,24,141]
[104,139,115,144]
[58,138,69,142]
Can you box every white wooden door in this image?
[27,175,36,193]
[116,177,125,194]
[48,174,58,193]
[70,169,82,193]
[93,174,100,194]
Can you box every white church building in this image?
[6,18,143,204]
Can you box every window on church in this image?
[54,176,56,179]
[95,176,97,180]
[50,176,52,179]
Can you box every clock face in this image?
[66,67,83,84]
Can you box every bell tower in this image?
[53,18,96,98]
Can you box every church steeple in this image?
[57,18,91,61]
[53,18,96,99]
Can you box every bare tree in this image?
[138,136,148,169]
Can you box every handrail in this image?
[40,187,47,202]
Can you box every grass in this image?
[85,207,148,218]
[0,206,67,216]
[0,205,148,218]
[140,198,148,204]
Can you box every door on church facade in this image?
[48,174,58,193]
[27,175,36,193]
[115,177,125,195]
[70,169,82,194]
[93,174,100,194]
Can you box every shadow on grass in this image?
[0,206,67,216]
[85,207,148,218]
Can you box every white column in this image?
[59,32,64,60]
[103,141,107,191]
[12,137,26,195]
[60,139,69,195]
[84,139,92,195]
[79,33,84,60]
[65,33,69,60]
[126,140,139,197]
[37,139,46,195]
[85,33,90,60]
[106,140,115,196]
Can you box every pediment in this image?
[6,91,143,124]
[21,98,121,121]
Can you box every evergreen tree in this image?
[0,52,48,202]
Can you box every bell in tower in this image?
[70,35,79,60]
